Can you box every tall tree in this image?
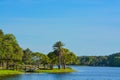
[0,33,23,69]
[0,29,4,37]
[22,48,33,65]
[0,29,4,68]
[53,41,64,69]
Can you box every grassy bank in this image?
[0,68,76,78]
[0,70,23,77]
[35,68,76,73]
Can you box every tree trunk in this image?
[6,61,9,70]
[0,61,1,68]
[0,61,2,69]
[61,63,66,69]
[50,64,53,70]
[1,61,3,69]
[63,64,66,69]
[2,61,6,69]
[13,64,15,70]
[25,65,26,71]
[16,65,17,70]
[58,65,60,69]
[38,65,39,69]
[58,51,62,69]
[44,64,46,69]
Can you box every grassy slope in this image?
[35,68,76,73]
[0,70,23,77]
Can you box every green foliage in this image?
[78,56,108,66]
[2,28,120,70]
[32,52,50,66]
[0,30,23,69]
[77,52,120,67]
[48,51,58,65]
[108,52,120,67]
[22,48,33,65]
[53,41,64,50]
[0,29,4,37]
[62,49,77,65]
[48,47,78,69]
[0,29,77,71]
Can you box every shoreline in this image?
[0,70,23,78]
[0,68,76,78]
[35,68,76,73]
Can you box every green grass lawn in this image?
[0,70,23,77]
[35,68,76,73]
[0,68,76,78]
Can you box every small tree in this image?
[48,51,58,69]
[32,52,49,69]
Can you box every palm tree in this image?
[53,41,64,69]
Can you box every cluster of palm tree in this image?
[50,41,79,69]
[22,41,78,70]
[0,29,78,70]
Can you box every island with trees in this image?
[1,29,120,78]
[0,29,78,77]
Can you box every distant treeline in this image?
[78,52,120,67]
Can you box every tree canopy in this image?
[0,29,78,70]
[0,30,23,69]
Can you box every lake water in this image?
[3,66,120,80]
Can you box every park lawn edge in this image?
[0,70,23,78]
[0,68,76,78]
[35,68,77,73]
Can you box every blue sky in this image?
[0,0,120,56]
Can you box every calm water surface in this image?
[3,66,120,80]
